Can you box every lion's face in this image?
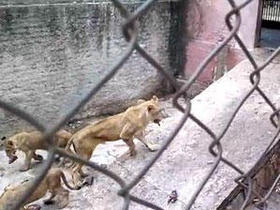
[145,96,164,126]
[4,139,18,164]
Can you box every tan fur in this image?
[55,130,73,148]
[3,129,72,171]
[0,168,79,210]
[65,95,163,187]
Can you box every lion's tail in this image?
[60,170,81,190]
[65,134,76,152]
[58,135,76,167]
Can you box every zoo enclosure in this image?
[1,0,280,210]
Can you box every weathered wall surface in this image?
[0,1,181,135]
[184,0,259,82]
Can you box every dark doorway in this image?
[257,0,280,48]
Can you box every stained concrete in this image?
[0,1,182,137]
[1,58,280,209]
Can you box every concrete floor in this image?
[1,58,280,209]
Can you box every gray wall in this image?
[0,0,182,135]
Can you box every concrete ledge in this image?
[73,59,279,210]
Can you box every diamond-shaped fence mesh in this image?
[1,0,280,209]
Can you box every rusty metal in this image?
[1,0,280,209]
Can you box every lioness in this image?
[0,168,80,210]
[2,129,72,171]
[64,95,163,187]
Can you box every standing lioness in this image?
[2,129,72,171]
[65,95,163,187]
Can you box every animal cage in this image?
[262,0,280,28]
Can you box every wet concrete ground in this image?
[260,27,280,49]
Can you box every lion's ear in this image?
[7,140,13,146]
[147,105,155,112]
[1,137,7,148]
[137,99,146,105]
[0,143,3,149]
[152,95,158,102]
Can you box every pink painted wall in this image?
[239,0,261,48]
[184,0,259,82]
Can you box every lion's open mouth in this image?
[9,155,18,164]
[153,119,161,126]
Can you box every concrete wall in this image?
[184,0,260,82]
[0,1,182,135]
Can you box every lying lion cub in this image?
[0,168,80,210]
[64,95,163,187]
[2,129,72,171]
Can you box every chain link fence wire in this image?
[1,0,280,209]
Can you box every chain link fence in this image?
[1,0,280,209]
